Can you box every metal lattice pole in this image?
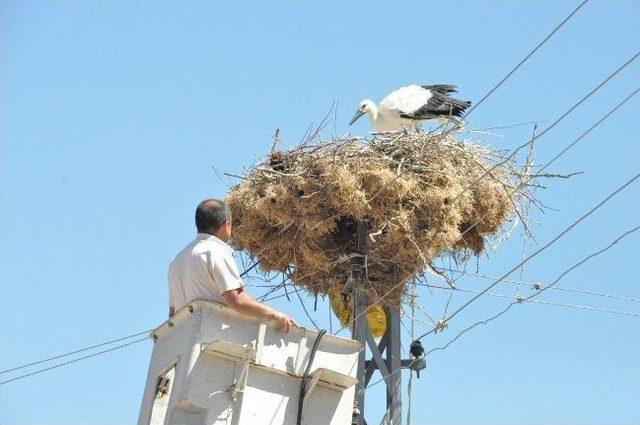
[384,304,402,425]
[352,221,369,424]
[350,222,411,425]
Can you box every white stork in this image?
[349,84,471,132]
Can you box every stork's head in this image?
[349,99,376,126]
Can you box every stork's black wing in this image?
[400,85,471,119]
[421,84,458,94]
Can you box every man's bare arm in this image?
[222,289,293,333]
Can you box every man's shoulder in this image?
[195,236,233,255]
[170,239,201,263]
[175,239,225,259]
[196,237,234,256]
[171,236,233,266]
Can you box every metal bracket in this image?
[227,361,249,403]
[302,372,322,408]
[365,327,392,388]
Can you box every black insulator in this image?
[409,339,424,358]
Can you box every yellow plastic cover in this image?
[328,284,387,338]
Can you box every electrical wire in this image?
[434,267,640,303]
[0,329,152,375]
[0,336,148,386]
[449,51,640,206]
[415,172,640,341]
[296,329,327,425]
[1,254,267,377]
[452,85,640,254]
[362,225,639,394]
[426,225,640,357]
[540,86,640,171]
[416,283,639,317]
[292,284,320,331]
[472,120,544,132]
[463,0,591,119]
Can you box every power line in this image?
[415,171,640,341]
[453,85,640,248]
[0,262,301,384]
[239,260,261,277]
[262,291,290,303]
[7,254,264,380]
[434,267,640,303]
[0,336,148,386]
[415,283,639,317]
[292,284,321,331]
[471,120,544,132]
[450,51,640,206]
[12,223,633,388]
[426,225,640,357]
[0,257,264,377]
[362,224,639,394]
[0,329,152,375]
[463,0,591,119]
[540,86,640,171]
[524,299,638,316]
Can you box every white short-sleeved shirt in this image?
[168,233,244,311]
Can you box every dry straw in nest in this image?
[227,130,534,306]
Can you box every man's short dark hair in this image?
[195,199,231,233]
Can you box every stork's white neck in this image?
[365,104,378,126]
[368,105,402,132]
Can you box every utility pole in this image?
[350,221,425,425]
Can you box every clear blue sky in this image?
[2,1,638,424]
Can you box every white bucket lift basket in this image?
[137,300,361,425]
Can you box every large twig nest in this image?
[227,130,532,306]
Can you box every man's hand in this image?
[271,311,294,333]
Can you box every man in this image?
[168,199,294,333]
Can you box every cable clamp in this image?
[435,320,448,333]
